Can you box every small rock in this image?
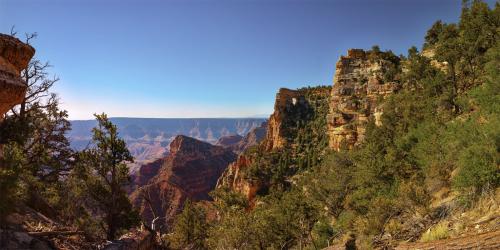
[13,232,33,245]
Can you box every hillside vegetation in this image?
[168,1,500,249]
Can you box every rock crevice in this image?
[327,49,399,150]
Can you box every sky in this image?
[1,0,495,119]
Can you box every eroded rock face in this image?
[215,155,260,203]
[264,88,306,151]
[130,135,236,227]
[327,49,399,150]
[217,122,267,154]
[0,34,34,115]
[215,134,244,148]
[128,158,165,193]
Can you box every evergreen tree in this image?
[168,200,208,250]
[75,113,140,240]
[0,32,74,217]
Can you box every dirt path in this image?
[395,230,500,250]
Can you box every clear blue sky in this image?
[1,0,493,119]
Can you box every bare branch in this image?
[25,32,38,45]
[10,26,17,37]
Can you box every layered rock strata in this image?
[216,122,267,154]
[264,88,306,151]
[215,155,260,202]
[217,87,330,203]
[130,135,236,227]
[327,49,399,150]
[0,34,34,115]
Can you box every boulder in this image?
[0,34,34,115]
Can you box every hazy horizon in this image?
[68,115,271,121]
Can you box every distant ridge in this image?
[68,117,266,170]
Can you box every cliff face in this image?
[216,155,260,202]
[130,135,236,227]
[216,122,267,154]
[327,49,399,150]
[215,134,243,148]
[217,49,400,203]
[264,88,306,151]
[0,34,34,115]
[128,157,165,193]
[217,87,331,202]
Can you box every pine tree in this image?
[75,113,140,240]
[168,200,208,249]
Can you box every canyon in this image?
[216,49,400,202]
[69,117,265,170]
[130,135,237,228]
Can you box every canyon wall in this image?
[217,49,400,203]
[69,118,265,171]
[264,88,306,151]
[216,121,267,154]
[327,49,399,150]
[217,86,331,202]
[130,135,236,227]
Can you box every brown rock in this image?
[130,135,236,227]
[327,49,399,151]
[215,134,243,148]
[216,155,261,204]
[264,88,305,151]
[217,122,267,154]
[0,34,34,115]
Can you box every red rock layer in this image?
[130,135,236,227]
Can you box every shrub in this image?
[421,222,449,242]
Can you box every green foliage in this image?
[0,143,26,220]
[168,200,208,250]
[242,86,332,194]
[210,187,248,212]
[73,113,140,240]
[209,2,499,248]
[0,50,75,221]
[208,189,319,249]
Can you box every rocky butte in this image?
[217,86,331,203]
[217,88,308,202]
[130,135,236,228]
[216,48,400,204]
[327,48,400,150]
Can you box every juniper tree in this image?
[75,113,140,240]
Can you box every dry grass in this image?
[421,222,449,242]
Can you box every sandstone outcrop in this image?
[264,88,306,151]
[327,49,399,151]
[217,87,330,203]
[0,34,34,115]
[130,135,236,228]
[215,155,261,202]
